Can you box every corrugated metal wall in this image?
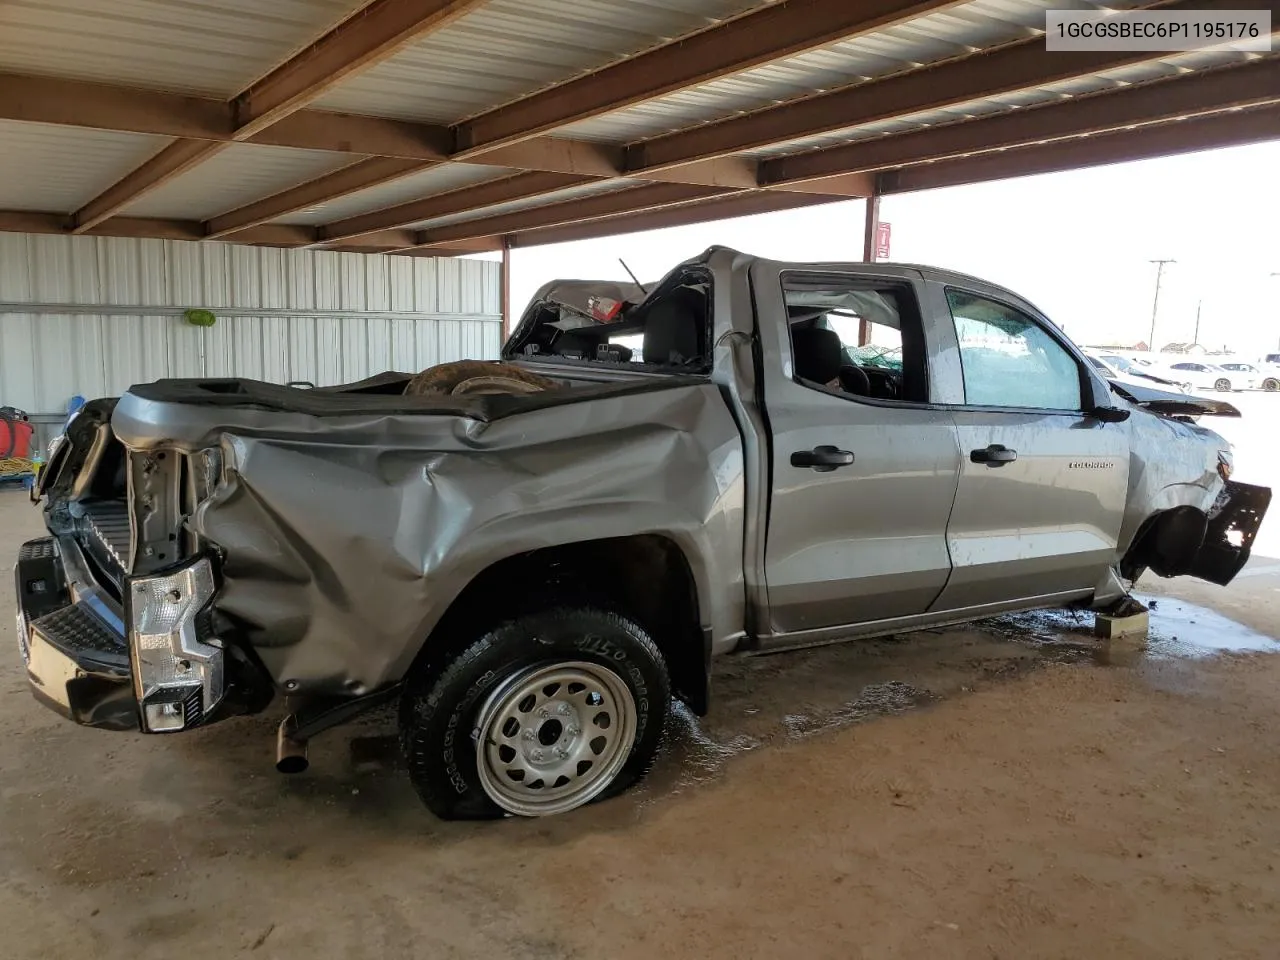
[0,233,503,417]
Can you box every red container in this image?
[0,418,33,459]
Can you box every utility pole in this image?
[1193,299,1202,346]
[1272,272,1279,351]
[1148,259,1175,350]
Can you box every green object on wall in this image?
[184,308,216,327]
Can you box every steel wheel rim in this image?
[474,661,637,817]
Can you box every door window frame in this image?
[943,284,1094,416]
[779,270,936,410]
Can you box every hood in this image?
[1109,380,1241,418]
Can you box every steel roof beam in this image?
[626,0,1280,173]
[507,190,846,248]
[67,0,490,233]
[409,183,736,249]
[876,102,1280,193]
[761,57,1280,185]
[0,210,419,249]
[453,0,962,155]
[206,157,432,239]
[318,171,599,244]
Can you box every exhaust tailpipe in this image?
[275,715,309,774]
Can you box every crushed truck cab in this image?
[15,246,1270,819]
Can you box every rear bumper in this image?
[1189,480,1272,586]
[14,537,137,730]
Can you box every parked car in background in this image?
[1085,353,1187,392]
[1215,362,1263,390]
[1255,358,1280,391]
[1163,361,1236,392]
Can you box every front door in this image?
[754,265,963,635]
[928,284,1130,611]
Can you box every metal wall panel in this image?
[0,233,502,417]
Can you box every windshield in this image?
[1099,354,1134,372]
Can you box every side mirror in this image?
[1089,405,1131,423]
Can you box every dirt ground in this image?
[3,395,1280,960]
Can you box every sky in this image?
[497,140,1280,358]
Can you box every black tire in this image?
[399,605,670,820]
[1214,378,1231,392]
[1264,378,1280,392]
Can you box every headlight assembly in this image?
[127,557,224,732]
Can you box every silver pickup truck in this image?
[15,246,1270,819]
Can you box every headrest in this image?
[791,326,844,385]
[641,288,704,366]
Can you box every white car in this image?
[1254,356,1280,391]
[1216,362,1264,390]
[1086,353,1187,393]
[1163,360,1237,392]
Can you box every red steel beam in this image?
[319,171,598,243]
[628,0,1280,173]
[411,182,736,248]
[876,102,1280,193]
[207,157,432,239]
[234,0,486,137]
[0,210,414,249]
[506,190,844,247]
[762,57,1280,185]
[70,0,489,232]
[454,0,962,155]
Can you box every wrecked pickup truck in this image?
[15,246,1271,819]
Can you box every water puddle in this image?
[633,594,1280,807]
[988,594,1280,660]
[1133,594,1280,658]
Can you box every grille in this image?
[83,503,131,572]
[32,603,128,662]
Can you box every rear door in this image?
[752,263,962,636]
[926,282,1130,611]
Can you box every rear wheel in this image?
[400,605,670,820]
[1215,378,1232,392]
[1263,378,1280,392]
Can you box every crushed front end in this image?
[15,399,270,733]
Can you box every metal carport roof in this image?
[0,0,1275,256]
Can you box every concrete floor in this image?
[3,393,1280,960]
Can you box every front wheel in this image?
[1214,378,1232,392]
[400,605,670,819]
[1263,378,1280,392]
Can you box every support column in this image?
[500,236,513,345]
[859,195,881,346]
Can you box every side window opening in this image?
[781,274,929,404]
[945,288,1083,411]
[515,272,712,372]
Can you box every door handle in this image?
[791,445,855,472]
[970,444,1017,467]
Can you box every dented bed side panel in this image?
[112,383,746,697]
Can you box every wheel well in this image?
[1121,506,1209,580]
[419,535,709,714]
